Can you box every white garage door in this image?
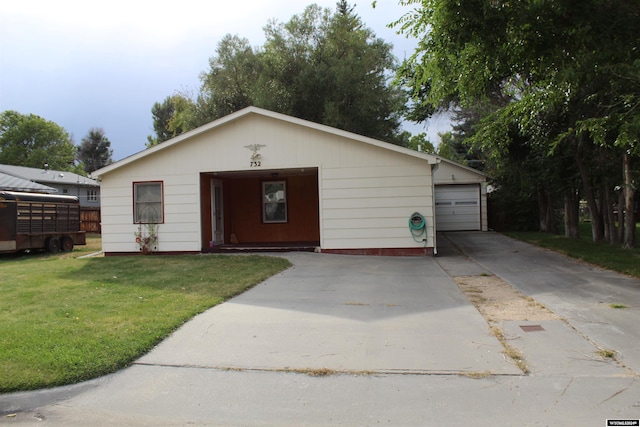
[435,185,481,231]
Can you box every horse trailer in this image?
[0,191,86,253]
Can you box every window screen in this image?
[134,182,163,223]
[262,181,287,223]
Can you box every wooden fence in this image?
[80,207,101,234]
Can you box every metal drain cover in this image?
[520,325,545,332]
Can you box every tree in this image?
[147,94,195,147]
[394,0,640,246]
[151,2,406,145]
[258,1,405,141]
[199,34,260,121]
[435,132,460,162]
[395,131,434,153]
[308,0,404,141]
[0,110,76,170]
[77,128,113,174]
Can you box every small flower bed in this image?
[135,224,158,254]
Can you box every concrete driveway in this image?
[2,232,640,426]
[443,231,640,374]
[136,252,514,375]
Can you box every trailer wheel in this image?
[47,237,61,253]
[61,236,74,252]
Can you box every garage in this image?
[435,184,481,231]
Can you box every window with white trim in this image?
[262,181,287,223]
[134,182,163,224]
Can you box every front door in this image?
[211,180,224,245]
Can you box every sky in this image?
[0,1,451,162]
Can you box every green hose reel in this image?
[409,212,427,243]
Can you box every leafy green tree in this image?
[77,128,113,174]
[148,96,178,146]
[257,5,331,120]
[147,94,195,147]
[395,131,434,153]
[0,110,76,170]
[394,0,639,246]
[152,2,406,145]
[435,132,458,162]
[198,34,260,122]
[313,0,404,140]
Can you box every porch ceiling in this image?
[207,167,317,180]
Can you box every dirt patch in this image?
[455,275,560,322]
[455,274,560,374]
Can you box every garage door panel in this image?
[435,185,480,231]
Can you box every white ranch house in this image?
[92,107,487,256]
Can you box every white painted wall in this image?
[321,164,433,249]
[97,110,436,253]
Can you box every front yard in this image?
[0,236,290,392]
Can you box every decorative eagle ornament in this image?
[244,144,266,161]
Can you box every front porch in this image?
[204,241,319,254]
[199,168,320,252]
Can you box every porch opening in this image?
[200,168,320,253]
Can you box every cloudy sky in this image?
[1,1,450,162]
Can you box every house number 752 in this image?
[250,161,261,167]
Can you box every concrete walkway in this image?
[443,232,640,375]
[2,232,640,426]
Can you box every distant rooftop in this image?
[0,164,99,187]
[0,171,57,193]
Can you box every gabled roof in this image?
[0,164,99,187]
[433,155,490,178]
[93,106,439,179]
[0,171,57,193]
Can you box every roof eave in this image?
[92,106,439,178]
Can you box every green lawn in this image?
[505,224,640,279]
[0,237,290,392]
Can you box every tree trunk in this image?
[618,190,625,244]
[538,187,557,233]
[538,187,549,232]
[603,179,619,245]
[623,149,636,248]
[575,155,605,242]
[564,189,580,239]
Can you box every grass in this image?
[505,223,640,279]
[609,303,628,309]
[490,326,529,374]
[597,349,618,360]
[0,236,291,392]
[461,371,493,379]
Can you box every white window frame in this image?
[133,181,164,224]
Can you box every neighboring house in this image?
[0,171,57,193]
[92,107,487,256]
[0,164,100,207]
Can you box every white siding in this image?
[100,169,201,253]
[98,110,437,253]
[321,164,433,250]
[433,160,486,185]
